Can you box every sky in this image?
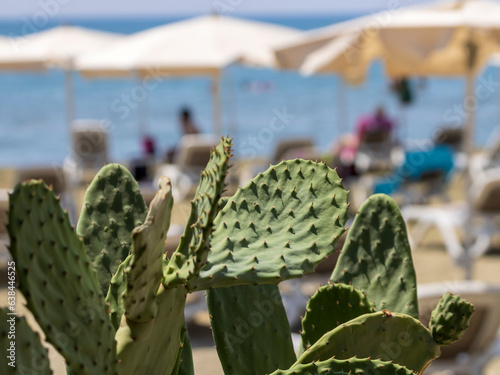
[0,0,439,18]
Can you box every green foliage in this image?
[5,137,474,375]
[298,283,375,355]
[207,284,296,375]
[430,292,475,346]
[77,164,147,296]
[0,308,52,375]
[330,194,419,318]
[188,159,349,291]
[295,311,440,373]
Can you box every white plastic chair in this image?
[418,281,500,375]
[402,167,500,266]
[64,119,110,186]
[154,134,220,201]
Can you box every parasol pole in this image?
[212,72,223,135]
[64,58,76,131]
[463,37,478,280]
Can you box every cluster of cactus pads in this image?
[1,137,474,375]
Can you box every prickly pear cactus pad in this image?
[105,255,131,331]
[330,194,419,318]
[207,284,296,375]
[270,357,416,375]
[116,284,187,375]
[123,177,173,322]
[294,311,440,373]
[0,308,53,374]
[188,160,349,291]
[173,322,195,375]
[429,292,474,346]
[299,283,376,355]
[77,164,148,296]
[164,137,232,287]
[7,181,116,374]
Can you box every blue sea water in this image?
[0,15,499,167]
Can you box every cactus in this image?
[429,292,475,346]
[5,135,475,375]
[207,284,296,375]
[7,180,117,374]
[295,310,440,373]
[0,308,52,374]
[330,194,419,318]
[164,137,233,287]
[187,159,349,291]
[122,176,173,322]
[115,284,187,375]
[298,283,376,355]
[269,357,416,375]
[175,323,195,375]
[77,164,148,296]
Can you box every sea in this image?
[0,15,499,167]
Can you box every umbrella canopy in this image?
[76,15,301,135]
[0,26,123,128]
[0,25,123,71]
[76,15,302,78]
[276,0,500,82]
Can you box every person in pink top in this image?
[355,106,394,140]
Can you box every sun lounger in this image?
[154,134,220,201]
[355,129,394,174]
[402,167,500,269]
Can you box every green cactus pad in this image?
[295,311,439,373]
[164,137,232,287]
[178,330,195,375]
[330,194,419,318]
[270,357,415,375]
[123,177,173,323]
[172,321,195,375]
[105,255,131,331]
[207,284,296,375]
[299,283,376,355]
[0,308,53,374]
[429,292,475,346]
[116,284,187,375]
[188,159,349,291]
[77,164,148,296]
[7,181,116,374]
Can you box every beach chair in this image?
[470,126,500,176]
[355,129,394,173]
[402,167,500,266]
[418,281,500,375]
[434,126,464,153]
[64,119,110,186]
[271,137,315,163]
[154,134,220,201]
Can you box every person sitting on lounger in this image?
[355,106,394,141]
[167,107,200,163]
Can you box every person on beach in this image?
[179,107,200,136]
[331,106,395,178]
[167,107,200,163]
[355,106,395,140]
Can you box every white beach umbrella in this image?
[0,26,123,126]
[76,15,302,135]
[276,0,500,155]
